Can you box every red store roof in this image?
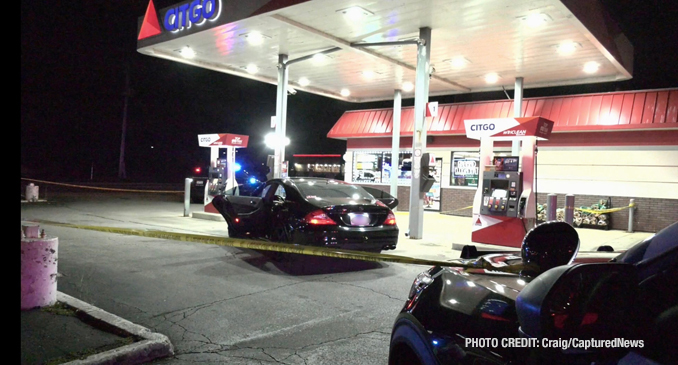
[327,88,678,139]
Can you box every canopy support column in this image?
[390,89,402,211]
[274,54,289,178]
[408,27,431,239]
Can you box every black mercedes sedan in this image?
[389,221,677,365]
[211,177,399,253]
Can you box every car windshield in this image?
[295,180,374,201]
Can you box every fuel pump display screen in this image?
[490,178,509,190]
[491,189,508,198]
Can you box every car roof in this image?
[286,177,351,185]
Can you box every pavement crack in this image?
[151,279,310,324]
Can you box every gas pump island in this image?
[464,117,554,248]
[198,133,249,214]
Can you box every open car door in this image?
[211,183,275,236]
[362,186,399,210]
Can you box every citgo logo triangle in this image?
[138,0,162,40]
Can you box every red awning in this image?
[327,88,678,139]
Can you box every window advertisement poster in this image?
[424,158,443,211]
[396,152,413,184]
[352,152,382,183]
[451,152,480,187]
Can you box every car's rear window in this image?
[295,180,374,201]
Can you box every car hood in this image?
[430,251,618,318]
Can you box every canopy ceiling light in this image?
[336,6,373,20]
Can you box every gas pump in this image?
[197,133,249,214]
[207,158,227,196]
[463,117,554,248]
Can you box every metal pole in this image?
[546,193,557,221]
[627,198,635,233]
[390,89,402,211]
[274,54,289,178]
[184,178,192,217]
[565,194,575,225]
[408,27,431,240]
[512,77,523,156]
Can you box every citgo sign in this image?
[163,0,221,31]
[138,0,221,40]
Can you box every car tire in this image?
[389,317,438,365]
[271,223,292,243]
[228,225,241,239]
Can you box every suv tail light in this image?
[384,211,396,225]
[304,210,337,225]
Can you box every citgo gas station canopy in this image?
[136,0,633,103]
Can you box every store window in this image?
[451,152,480,187]
[353,152,383,183]
[351,151,413,185]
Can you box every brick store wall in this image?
[534,193,678,233]
[358,184,677,233]
[440,188,476,217]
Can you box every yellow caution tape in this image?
[31,219,527,273]
[576,202,636,215]
[21,178,183,194]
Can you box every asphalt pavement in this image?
[20,193,655,365]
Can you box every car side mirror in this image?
[516,263,638,343]
[520,221,579,276]
[362,186,399,209]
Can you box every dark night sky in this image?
[21,0,677,183]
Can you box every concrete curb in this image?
[191,211,225,222]
[57,292,174,365]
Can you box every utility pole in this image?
[118,63,130,179]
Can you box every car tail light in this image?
[375,200,387,207]
[194,167,202,174]
[234,217,240,223]
[384,211,396,225]
[304,210,337,225]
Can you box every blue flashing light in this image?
[233,163,241,172]
[249,177,257,184]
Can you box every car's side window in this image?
[275,185,286,200]
[260,185,272,198]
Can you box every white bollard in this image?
[21,223,58,310]
[184,178,193,217]
[25,183,39,202]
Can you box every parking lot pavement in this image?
[22,199,652,364]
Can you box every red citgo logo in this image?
[138,0,162,40]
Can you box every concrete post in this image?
[628,198,635,233]
[184,178,192,217]
[565,194,575,225]
[21,223,58,309]
[546,193,557,221]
